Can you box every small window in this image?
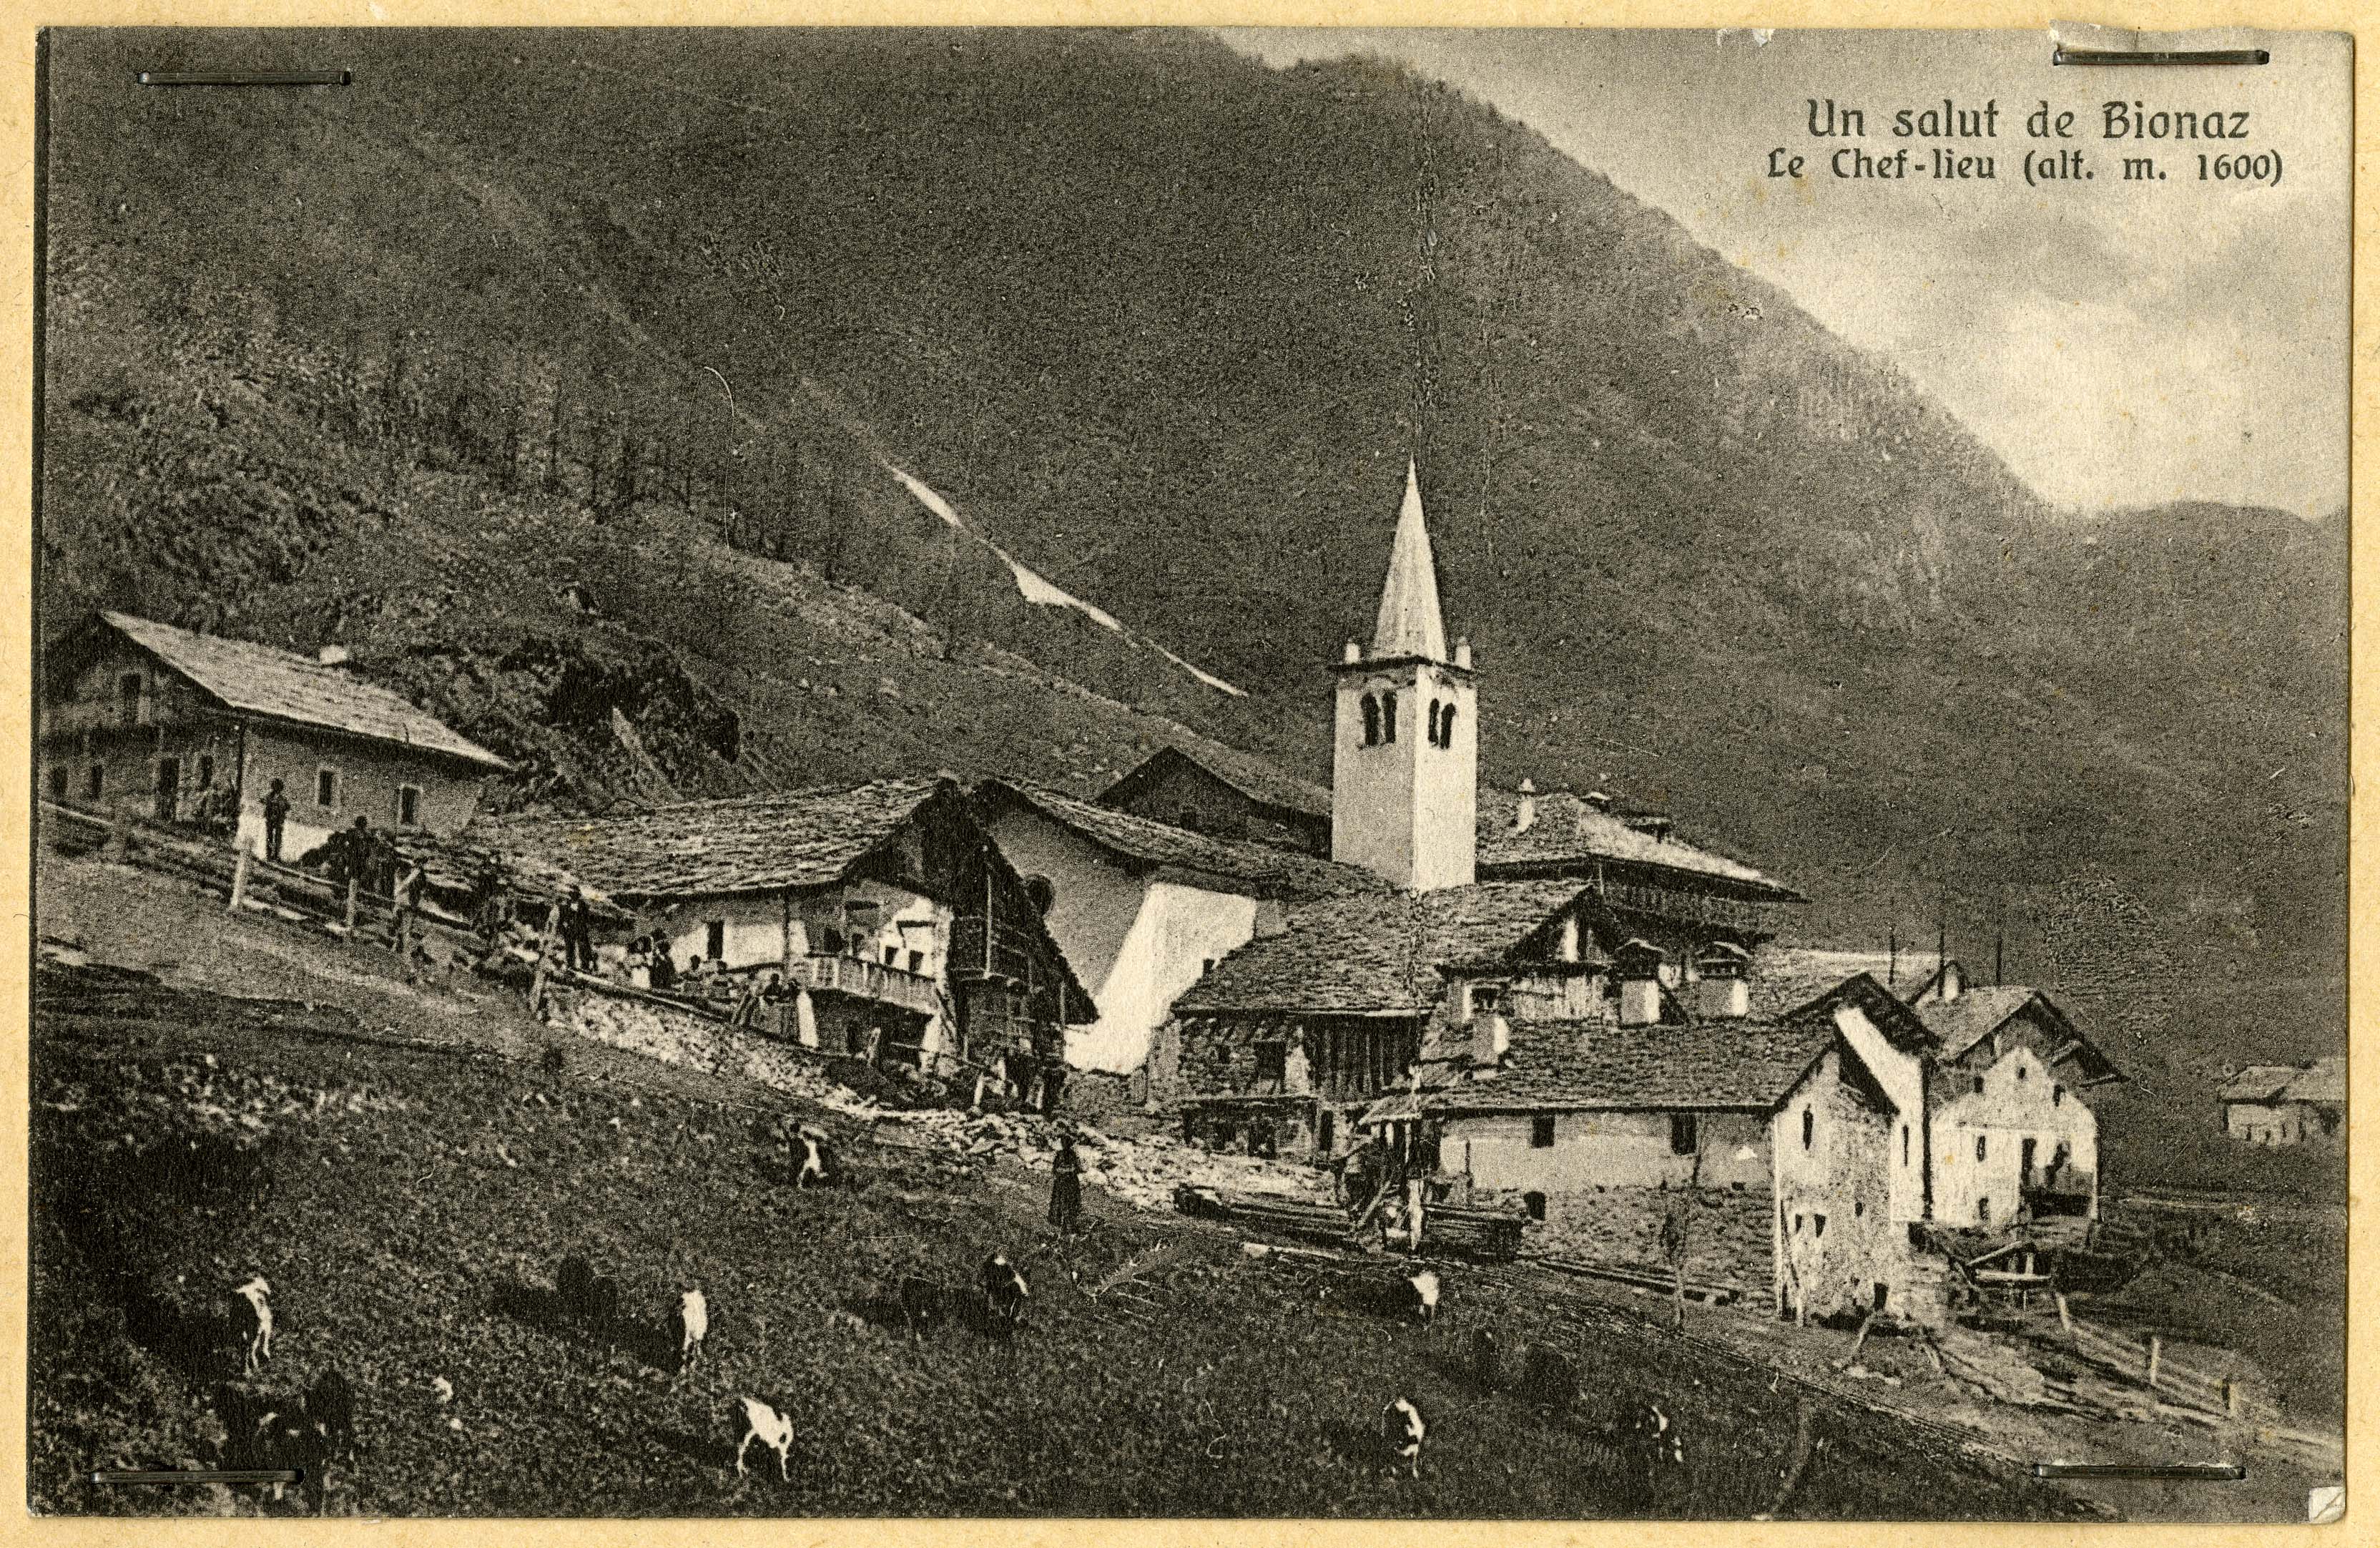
[1254,1042,1287,1092]
[1793,1213,1804,1234]
[1426,700,1442,745]
[882,945,898,966]
[1523,1190,1546,1223]
[704,921,727,960]
[1438,703,1458,749]
[118,672,143,726]
[396,785,421,826]
[1872,1282,1889,1313]
[908,950,924,974]
[2016,1064,2028,1082]
[1975,1135,1988,1162]
[46,766,66,800]
[315,768,338,808]
[1854,1197,1865,1218]
[197,755,215,789]
[86,765,105,799]
[1381,691,1398,744]
[1360,695,1381,747]
[1317,1111,1335,1155]
[1972,1074,1985,1095]
[1814,1213,1827,1238]
[2053,1084,2065,1107]
[1669,1114,1698,1155]
[1977,1197,1991,1223]
[1530,1115,1556,1148]
[1901,1124,1911,1166]
[1468,981,1505,1019]
[1801,1108,1814,1150]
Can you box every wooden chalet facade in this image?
[483,778,1096,1108]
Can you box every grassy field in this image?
[30,949,2095,1522]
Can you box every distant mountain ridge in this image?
[37,28,2346,1170]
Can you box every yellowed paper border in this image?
[0,3,2366,1544]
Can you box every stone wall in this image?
[542,980,845,1094]
[1473,1177,1776,1298]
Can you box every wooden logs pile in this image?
[1172,1184,1356,1245]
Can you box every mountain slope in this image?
[37,28,2346,1167]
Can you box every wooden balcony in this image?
[787,951,940,1016]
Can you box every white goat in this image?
[795,1132,828,1190]
[679,1288,709,1369]
[734,1395,794,1481]
[234,1276,274,1377]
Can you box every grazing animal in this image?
[897,1275,944,1335]
[1382,1396,1427,1479]
[734,1396,795,1481]
[1470,1327,1503,1390]
[233,1277,274,1377]
[677,1289,709,1369]
[977,1252,1029,1332]
[586,1275,621,1342]
[1518,1344,1578,1410]
[306,1369,359,1466]
[1404,1268,1442,1328]
[1629,1400,1685,1467]
[794,1129,831,1190]
[556,1255,594,1316]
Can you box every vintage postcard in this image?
[26,23,2349,1526]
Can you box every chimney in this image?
[1514,778,1538,834]
[317,644,351,668]
[1936,960,1963,1003]
[1342,639,1362,665]
[1693,942,1751,1021]
[1615,939,1665,1027]
[1453,637,1473,670]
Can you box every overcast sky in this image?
[1216,27,2349,519]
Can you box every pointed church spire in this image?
[1370,459,1449,662]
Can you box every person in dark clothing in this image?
[561,887,596,972]
[1048,1132,1085,1235]
[648,946,677,992]
[262,779,290,862]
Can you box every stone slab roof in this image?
[976,780,1386,901]
[90,612,508,772]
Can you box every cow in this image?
[1382,1396,1427,1479]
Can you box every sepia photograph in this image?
[26,24,2350,1524]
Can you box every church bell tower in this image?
[1330,461,1477,891]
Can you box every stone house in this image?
[39,610,510,858]
[970,778,1384,1092]
[1158,877,1600,1158]
[1415,966,1954,1323]
[483,777,1096,1107]
[1906,961,2124,1233]
[1094,744,1334,858]
[2218,1057,2344,1150]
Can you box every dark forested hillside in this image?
[38,28,2346,1156]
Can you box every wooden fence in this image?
[41,799,478,957]
[2045,1293,2263,1421]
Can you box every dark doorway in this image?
[1872,1282,1889,1313]
[154,758,179,822]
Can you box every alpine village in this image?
[32,29,2344,1525]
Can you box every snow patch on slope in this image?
[881,461,1245,697]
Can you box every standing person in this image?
[648,942,677,993]
[626,937,652,990]
[561,887,596,972]
[393,856,426,956]
[1048,1130,1086,1236]
[262,779,290,863]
